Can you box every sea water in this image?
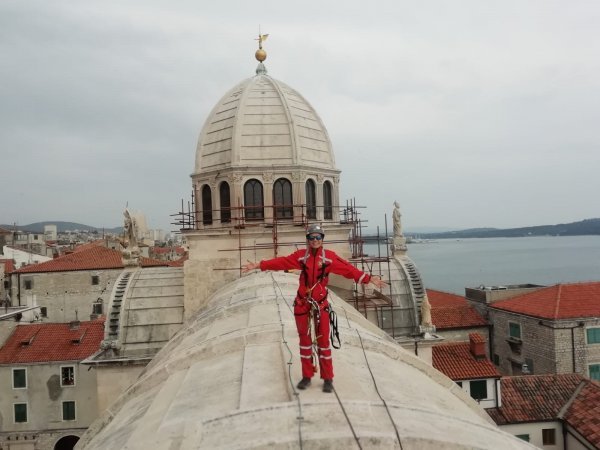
[364,235,600,295]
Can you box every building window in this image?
[323,181,333,220]
[3,280,8,289]
[14,403,28,423]
[244,179,264,220]
[92,302,103,315]
[524,358,534,374]
[590,364,600,381]
[509,322,521,340]
[61,366,75,386]
[305,179,316,219]
[469,380,487,400]
[62,401,76,421]
[40,306,48,318]
[493,354,500,365]
[515,434,529,442]
[91,275,99,285]
[586,327,600,344]
[24,279,33,290]
[542,428,556,445]
[273,178,293,219]
[201,184,213,225]
[219,182,231,224]
[12,368,27,389]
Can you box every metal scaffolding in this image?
[172,197,415,338]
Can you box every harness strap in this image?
[300,248,330,288]
[327,305,341,349]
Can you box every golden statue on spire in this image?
[255,29,268,62]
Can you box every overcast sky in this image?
[1,1,599,233]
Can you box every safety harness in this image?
[295,248,342,362]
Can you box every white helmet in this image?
[306,224,325,238]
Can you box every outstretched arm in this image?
[241,261,261,273]
[242,250,303,273]
[330,255,388,289]
[369,275,388,289]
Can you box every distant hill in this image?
[0,221,122,233]
[419,218,600,239]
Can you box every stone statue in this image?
[122,209,139,249]
[420,294,433,328]
[393,201,403,237]
[121,209,141,266]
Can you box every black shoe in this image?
[297,377,311,390]
[323,379,334,393]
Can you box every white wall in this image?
[457,378,499,409]
[499,422,563,449]
[0,362,98,433]
[2,246,51,268]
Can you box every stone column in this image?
[332,176,341,222]
[231,174,243,227]
[316,174,324,221]
[291,171,304,223]
[263,172,274,223]
[211,178,219,225]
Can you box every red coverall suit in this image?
[260,247,372,380]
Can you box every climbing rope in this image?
[356,329,404,449]
[270,273,304,450]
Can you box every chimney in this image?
[469,333,486,360]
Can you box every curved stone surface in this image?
[100,267,184,360]
[194,74,335,174]
[79,272,533,449]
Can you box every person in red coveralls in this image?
[242,224,386,393]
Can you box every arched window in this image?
[273,178,293,219]
[219,182,231,223]
[202,185,212,225]
[244,179,264,220]
[323,181,333,220]
[305,179,316,219]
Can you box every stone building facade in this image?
[9,245,167,323]
[0,320,104,450]
[12,269,121,323]
[489,282,600,379]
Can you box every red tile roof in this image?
[72,240,106,253]
[488,374,583,424]
[490,282,600,319]
[564,380,600,449]
[13,245,167,273]
[168,254,189,267]
[427,289,488,329]
[487,374,600,448]
[0,259,15,274]
[432,341,500,381]
[0,320,105,364]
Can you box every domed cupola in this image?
[191,36,341,227]
[193,70,336,174]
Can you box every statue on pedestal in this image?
[420,294,432,328]
[393,201,403,238]
[391,201,407,255]
[121,209,141,266]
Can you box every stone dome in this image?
[89,267,185,362]
[194,71,336,176]
[78,272,532,450]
